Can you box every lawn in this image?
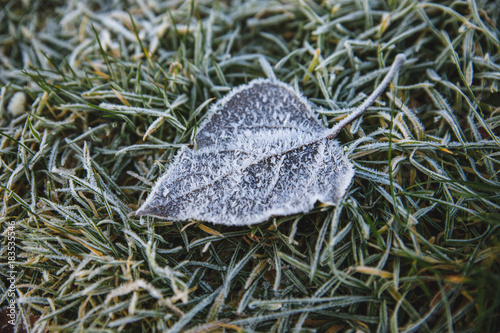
[0,0,499,332]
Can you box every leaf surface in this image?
[136,79,353,225]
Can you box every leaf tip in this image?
[134,203,150,217]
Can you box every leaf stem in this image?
[327,53,406,139]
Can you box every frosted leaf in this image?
[136,55,406,225]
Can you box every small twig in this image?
[327,53,406,139]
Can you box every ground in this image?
[0,0,499,332]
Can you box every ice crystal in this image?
[136,55,406,225]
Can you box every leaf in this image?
[136,55,406,225]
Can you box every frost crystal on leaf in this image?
[136,54,405,225]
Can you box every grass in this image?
[0,0,499,332]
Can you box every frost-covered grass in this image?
[1,0,499,332]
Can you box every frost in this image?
[136,55,406,225]
[7,91,26,117]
